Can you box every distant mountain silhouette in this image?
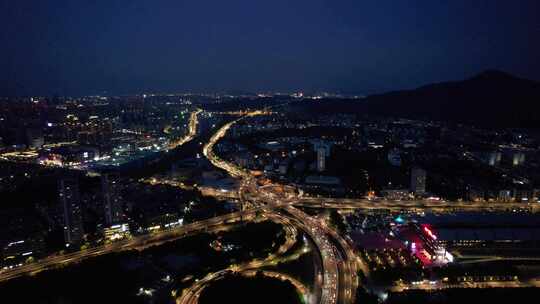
[358,70,540,128]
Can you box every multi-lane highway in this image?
[199,111,360,304]
[168,109,202,149]
[0,205,269,283]
[294,197,540,212]
[391,278,540,292]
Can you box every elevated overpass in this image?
[294,197,540,212]
[0,208,265,283]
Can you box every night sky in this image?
[1,0,540,96]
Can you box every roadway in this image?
[391,278,540,292]
[294,197,540,212]
[0,208,268,283]
[198,111,359,304]
[176,213,305,304]
[168,109,202,150]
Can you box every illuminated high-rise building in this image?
[316,147,326,172]
[26,128,44,149]
[58,178,84,246]
[512,152,525,166]
[410,167,426,195]
[101,173,123,226]
[313,140,331,172]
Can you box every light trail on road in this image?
[176,214,303,304]
[0,208,267,282]
[168,109,202,150]
[197,111,360,304]
[294,197,540,212]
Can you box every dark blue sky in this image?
[1,0,540,96]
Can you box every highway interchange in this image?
[194,111,359,304]
[2,108,540,303]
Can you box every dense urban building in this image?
[410,167,427,195]
[101,173,124,227]
[58,178,84,246]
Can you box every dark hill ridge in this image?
[295,70,540,128]
[360,70,540,128]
